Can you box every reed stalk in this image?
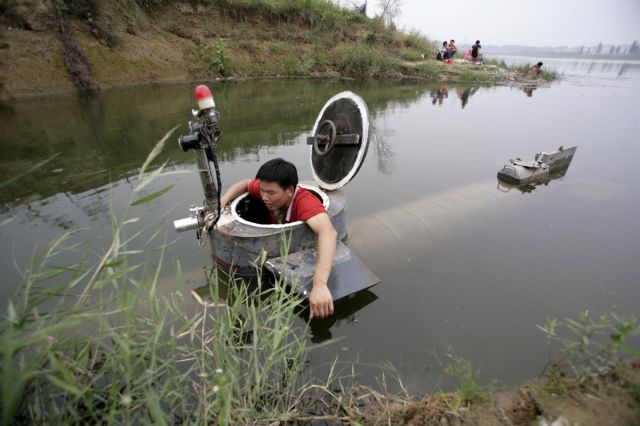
[0,131,317,425]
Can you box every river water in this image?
[1,57,639,393]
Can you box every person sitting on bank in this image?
[529,61,543,79]
[437,41,448,60]
[463,47,472,61]
[447,39,458,59]
[220,158,337,319]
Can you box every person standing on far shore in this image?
[471,40,482,63]
[529,62,543,79]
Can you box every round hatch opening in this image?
[230,183,329,228]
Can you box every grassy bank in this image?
[0,132,314,424]
[0,0,546,98]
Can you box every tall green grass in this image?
[332,43,399,78]
[537,311,640,389]
[211,0,359,33]
[0,129,317,424]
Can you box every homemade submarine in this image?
[497,145,577,191]
[174,85,380,301]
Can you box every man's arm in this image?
[305,212,337,319]
[220,179,250,208]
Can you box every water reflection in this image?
[456,87,479,108]
[430,86,448,106]
[373,129,395,175]
[522,84,538,97]
[429,85,482,107]
[496,164,572,194]
[191,278,378,344]
[0,80,434,208]
[618,62,640,77]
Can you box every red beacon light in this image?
[195,84,215,111]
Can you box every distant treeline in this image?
[482,41,640,57]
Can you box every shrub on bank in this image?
[332,43,399,78]
[399,48,425,62]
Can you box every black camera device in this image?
[178,111,222,160]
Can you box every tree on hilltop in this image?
[367,0,403,44]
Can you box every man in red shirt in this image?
[220,158,337,319]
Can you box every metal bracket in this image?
[306,134,360,146]
[173,205,205,232]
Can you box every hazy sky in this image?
[367,0,640,47]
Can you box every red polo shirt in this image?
[248,179,326,224]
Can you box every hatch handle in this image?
[312,120,337,156]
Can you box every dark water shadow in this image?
[191,270,378,345]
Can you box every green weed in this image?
[399,48,424,62]
[282,58,299,75]
[629,383,640,403]
[483,57,508,68]
[199,38,230,76]
[268,42,281,54]
[456,67,489,82]
[537,311,640,386]
[444,350,496,404]
[332,43,398,78]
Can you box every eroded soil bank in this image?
[341,359,640,425]
[0,1,531,100]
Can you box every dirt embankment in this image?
[344,359,640,425]
[0,1,528,100]
[0,1,195,98]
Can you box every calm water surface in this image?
[1,57,639,393]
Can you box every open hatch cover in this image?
[307,91,371,191]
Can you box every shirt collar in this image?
[285,186,299,222]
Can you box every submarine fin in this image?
[265,241,380,302]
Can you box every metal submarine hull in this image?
[210,184,347,277]
[176,89,380,302]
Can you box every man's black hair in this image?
[537,62,543,67]
[256,158,298,190]
[475,40,480,44]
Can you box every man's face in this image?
[259,181,293,211]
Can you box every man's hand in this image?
[220,179,250,208]
[309,280,334,319]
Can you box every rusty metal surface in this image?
[265,240,381,301]
[538,146,577,172]
[210,188,347,274]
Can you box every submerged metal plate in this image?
[265,240,380,302]
[309,92,371,190]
